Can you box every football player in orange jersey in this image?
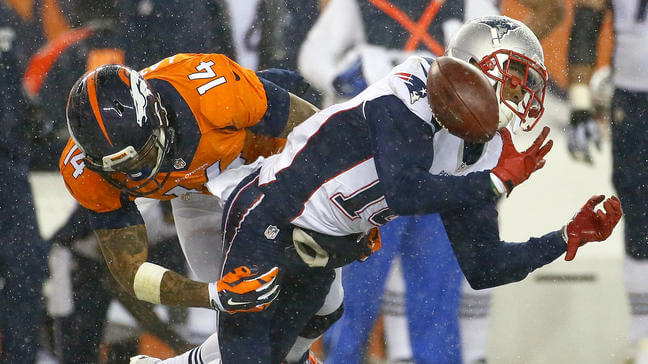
[60,53,319,316]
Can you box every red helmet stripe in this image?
[87,72,113,146]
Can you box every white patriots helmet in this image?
[446,15,548,132]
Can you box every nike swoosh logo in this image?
[227,298,252,306]
[232,71,241,81]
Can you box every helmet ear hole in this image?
[114,100,124,113]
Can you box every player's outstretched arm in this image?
[441,201,565,289]
[441,194,622,289]
[95,225,280,313]
[490,126,553,196]
[565,0,609,163]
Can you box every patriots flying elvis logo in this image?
[478,17,519,41]
[396,72,427,104]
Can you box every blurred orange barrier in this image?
[6,0,70,41]
[138,333,177,360]
[502,0,613,90]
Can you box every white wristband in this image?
[133,262,168,304]
[489,173,507,195]
[208,282,224,311]
[561,225,569,245]
[569,84,592,110]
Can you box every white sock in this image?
[625,255,648,345]
[159,332,221,364]
[383,258,413,361]
[459,277,491,363]
[285,336,318,363]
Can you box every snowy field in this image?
[490,92,628,364]
[30,93,629,363]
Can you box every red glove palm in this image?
[491,126,553,196]
[564,195,623,261]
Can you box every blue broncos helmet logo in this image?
[477,17,520,41]
[395,71,427,104]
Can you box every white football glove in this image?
[567,84,601,164]
[566,112,601,164]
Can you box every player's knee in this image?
[299,304,344,339]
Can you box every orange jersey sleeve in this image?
[140,53,268,131]
[59,138,124,213]
[241,131,287,163]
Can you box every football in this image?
[427,56,499,143]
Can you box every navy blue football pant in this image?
[0,160,48,363]
[324,214,462,364]
[219,173,335,364]
[610,89,648,259]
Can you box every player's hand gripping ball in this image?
[427,56,499,143]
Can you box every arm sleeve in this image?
[365,95,497,216]
[86,198,145,231]
[248,78,290,137]
[47,204,93,247]
[441,201,567,289]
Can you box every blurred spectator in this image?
[254,0,322,71]
[0,1,50,362]
[227,0,323,107]
[565,0,648,362]
[511,0,565,41]
[115,0,235,69]
[23,21,123,171]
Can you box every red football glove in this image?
[491,126,553,196]
[564,195,623,261]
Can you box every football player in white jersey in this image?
[301,2,566,362]
[566,0,648,362]
[137,16,622,364]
